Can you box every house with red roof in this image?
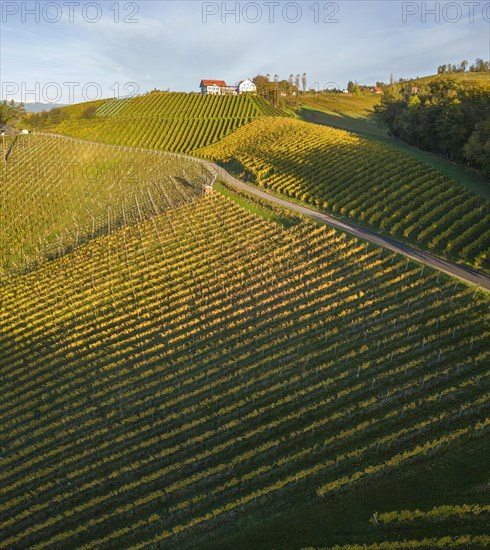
[200,80,232,95]
[200,78,256,96]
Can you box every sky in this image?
[0,0,489,104]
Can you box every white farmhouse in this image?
[237,78,256,94]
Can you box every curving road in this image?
[34,132,490,291]
[202,163,490,292]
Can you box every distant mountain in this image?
[21,102,70,113]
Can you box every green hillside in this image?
[26,92,289,154]
[1,192,488,549]
[300,92,381,120]
[199,117,490,271]
[0,133,209,274]
[299,73,489,124]
[412,71,490,88]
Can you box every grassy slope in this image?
[213,180,300,228]
[30,92,290,154]
[1,193,488,549]
[198,117,490,271]
[0,133,207,274]
[300,92,381,119]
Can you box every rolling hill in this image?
[300,92,381,120]
[198,117,490,271]
[2,73,489,550]
[1,191,488,549]
[411,71,490,88]
[26,92,290,154]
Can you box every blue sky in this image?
[1,0,489,103]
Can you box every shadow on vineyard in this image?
[1,193,488,549]
[198,434,490,549]
[2,1,489,546]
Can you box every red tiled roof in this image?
[201,80,227,87]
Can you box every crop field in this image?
[1,192,488,549]
[38,93,289,154]
[300,92,381,119]
[0,133,209,274]
[199,117,490,271]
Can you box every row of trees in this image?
[437,58,489,74]
[253,73,307,95]
[0,100,26,126]
[374,76,490,177]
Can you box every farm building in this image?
[200,78,256,95]
[237,78,257,94]
[370,86,384,94]
[200,80,228,95]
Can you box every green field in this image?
[199,117,490,271]
[1,190,488,549]
[27,92,289,154]
[0,133,210,274]
[300,92,382,119]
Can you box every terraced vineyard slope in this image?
[199,117,490,271]
[28,92,288,154]
[0,133,209,275]
[1,193,488,549]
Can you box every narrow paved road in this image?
[202,163,490,292]
[35,132,490,291]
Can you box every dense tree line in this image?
[26,108,69,128]
[438,58,489,74]
[27,103,98,129]
[374,76,490,177]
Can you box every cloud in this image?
[1,0,488,102]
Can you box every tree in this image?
[474,58,486,72]
[375,75,489,174]
[81,105,97,119]
[253,75,270,95]
[464,119,490,177]
[460,60,468,72]
[302,72,307,93]
[469,58,489,72]
[347,81,360,94]
[295,74,300,92]
[0,100,26,125]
